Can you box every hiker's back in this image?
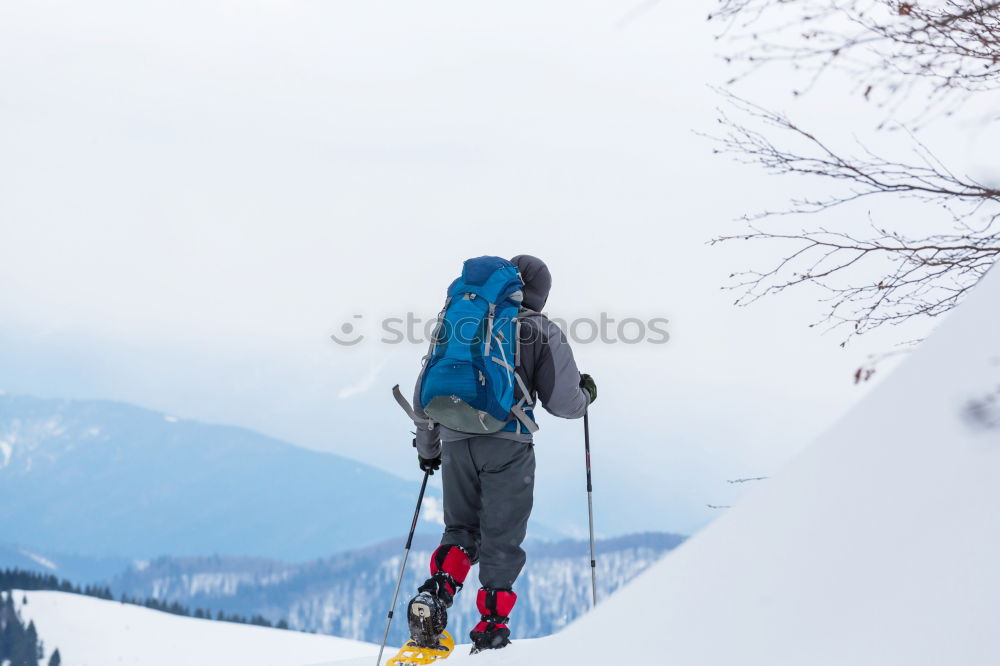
[418,256,537,435]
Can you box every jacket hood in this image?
[511,255,551,311]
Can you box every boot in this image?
[469,587,516,654]
[405,545,471,647]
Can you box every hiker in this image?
[398,255,596,655]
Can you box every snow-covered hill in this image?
[452,270,997,664]
[326,269,1000,665]
[13,590,376,666]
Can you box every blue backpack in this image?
[397,256,537,435]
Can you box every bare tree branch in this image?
[710,3,1000,342]
[711,0,1000,122]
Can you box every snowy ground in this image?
[14,590,377,666]
[316,641,541,666]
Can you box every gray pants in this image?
[439,435,535,590]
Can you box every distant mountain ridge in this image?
[0,395,449,560]
[2,532,684,645]
[108,532,684,644]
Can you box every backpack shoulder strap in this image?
[509,308,540,433]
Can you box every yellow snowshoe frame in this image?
[386,631,455,666]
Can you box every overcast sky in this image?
[1,0,984,538]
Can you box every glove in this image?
[419,454,442,474]
[412,437,442,474]
[580,373,597,404]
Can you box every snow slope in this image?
[14,590,376,666]
[338,267,1000,665]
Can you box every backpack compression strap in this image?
[392,384,434,427]
[396,380,536,434]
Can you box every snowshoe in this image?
[385,630,455,666]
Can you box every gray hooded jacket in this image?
[412,255,590,459]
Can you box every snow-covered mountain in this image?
[12,589,376,666]
[0,396,451,561]
[107,533,681,646]
[368,269,1000,665]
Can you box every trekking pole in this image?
[376,468,430,666]
[584,411,597,608]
